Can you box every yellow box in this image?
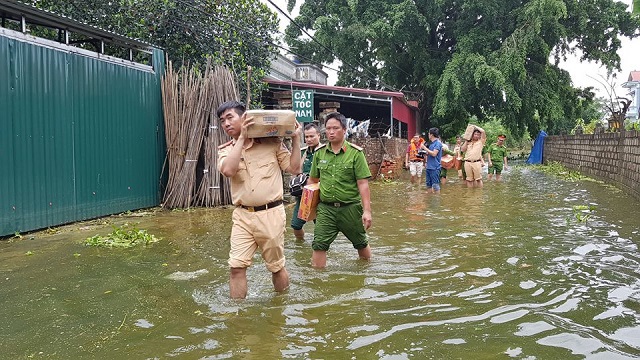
[297,183,320,221]
[245,110,296,138]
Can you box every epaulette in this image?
[315,143,327,150]
[218,140,233,149]
[301,145,309,151]
[347,142,363,151]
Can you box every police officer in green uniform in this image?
[486,134,508,181]
[291,123,323,240]
[307,112,372,268]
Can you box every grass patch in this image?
[532,161,589,181]
[84,224,160,248]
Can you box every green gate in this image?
[1,31,165,236]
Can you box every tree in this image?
[28,0,279,104]
[284,0,640,137]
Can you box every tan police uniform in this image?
[217,137,291,272]
[463,139,485,181]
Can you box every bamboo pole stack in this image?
[195,66,238,206]
[161,61,238,208]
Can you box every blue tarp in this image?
[526,130,547,164]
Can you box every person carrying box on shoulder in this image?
[216,100,302,299]
[461,125,486,188]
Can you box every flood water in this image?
[1,165,640,359]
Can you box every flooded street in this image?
[1,165,640,359]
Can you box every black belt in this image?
[239,200,283,212]
[322,201,354,208]
[410,160,423,163]
[466,159,482,162]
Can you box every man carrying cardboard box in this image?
[461,125,486,188]
[307,112,372,268]
[291,123,323,240]
[217,100,302,299]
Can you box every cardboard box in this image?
[462,124,486,141]
[297,183,320,221]
[245,110,296,138]
[441,154,455,169]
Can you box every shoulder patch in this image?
[348,142,363,151]
[218,140,233,149]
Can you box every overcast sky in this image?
[263,0,639,100]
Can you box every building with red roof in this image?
[265,54,420,139]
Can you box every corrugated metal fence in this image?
[1,31,165,236]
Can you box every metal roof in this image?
[0,0,155,52]
[266,78,405,98]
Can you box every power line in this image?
[173,0,403,94]
[265,0,410,92]
[165,14,341,74]
[272,43,342,74]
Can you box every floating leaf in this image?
[84,225,160,248]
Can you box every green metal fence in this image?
[1,31,165,236]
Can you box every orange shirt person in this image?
[405,134,426,184]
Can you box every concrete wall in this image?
[544,131,640,199]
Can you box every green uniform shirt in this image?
[487,143,508,164]
[301,145,321,174]
[309,141,371,204]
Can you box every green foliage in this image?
[476,117,532,150]
[532,161,588,181]
[29,0,278,105]
[285,0,640,138]
[625,120,640,131]
[567,204,596,224]
[84,225,160,248]
[571,118,604,135]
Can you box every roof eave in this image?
[0,0,156,52]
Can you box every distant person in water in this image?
[486,134,508,181]
[405,133,426,184]
[439,142,456,185]
[461,128,486,188]
[424,127,443,193]
[453,135,464,179]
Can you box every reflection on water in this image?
[1,166,639,359]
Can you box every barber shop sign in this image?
[292,90,314,122]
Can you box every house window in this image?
[296,67,310,80]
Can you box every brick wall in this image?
[351,137,408,179]
[544,130,640,199]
